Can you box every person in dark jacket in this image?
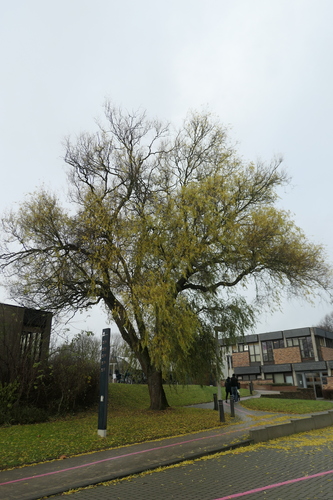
[224,377,231,402]
[230,374,239,402]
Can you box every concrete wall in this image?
[249,410,333,443]
[262,389,315,400]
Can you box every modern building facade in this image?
[0,302,52,384]
[220,327,333,398]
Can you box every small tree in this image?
[1,104,332,409]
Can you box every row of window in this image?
[239,372,328,386]
[238,373,294,383]
[20,330,43,362]
[238,337,315,362]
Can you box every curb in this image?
[55,439,255,492]
[249,409,333,443]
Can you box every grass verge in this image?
[0,384,231,470]
[2,385,330,470]
[241,396,333,414]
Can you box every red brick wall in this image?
[273,346,301,364]
[321,347,333,361]
[232,351,250,367]
[252,383,298,392]
[322,376,333,390]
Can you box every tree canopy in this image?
[1,104,332,409]
[316,311,333,332]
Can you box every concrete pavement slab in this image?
[49,434,333,499]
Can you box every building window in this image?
[273,373,285,384]
[261,341,274,362]
[299,337,314,359]
[238,344,244,352]
[286,336,314,358]
[319,337,326,347]
[249,343,260,362]
[20,329,42,363]
[286,338,299,347]
[273,373,293,384]
[273,339,284,349]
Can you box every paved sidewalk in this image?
[51,434,333,500]
[0,394,306,500]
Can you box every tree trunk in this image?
[107,297,170,410]
[147,367,169,410]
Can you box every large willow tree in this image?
[1,104,331,409]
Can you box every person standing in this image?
[224,377,231,402]
[230,374,239,402]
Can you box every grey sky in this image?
[1,0,333,336]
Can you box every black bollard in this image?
[230,394,235,417]
[249,381,253,395]
[213,393,218,410]
[218,399,225,422]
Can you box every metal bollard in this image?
[218,399,225,422]
[249,381,253,395]
[213,393,218,410]
[230,395,235,417]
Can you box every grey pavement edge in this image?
[0,392,330,500]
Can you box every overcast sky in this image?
[1,0,333,338]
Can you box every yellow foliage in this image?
[1,106,332,405]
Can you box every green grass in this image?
[0,384,229,470]
[1,385,329,470]
[110,383,219,409]
[241,396,333,414]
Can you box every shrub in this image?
[47,332,100,414]
[270,383,293,386]
[322,389,333,400]
[0,381,19,425]
[0,381,19,410]
[0,332,101,425]
[5,406,49,425]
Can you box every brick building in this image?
[220,327,333,398]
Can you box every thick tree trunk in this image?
[147,367,169,410]
[106,296,169,410]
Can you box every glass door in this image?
[296,373,305,388]
[305,372,323,399]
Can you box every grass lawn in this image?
[241,396,333,414]
[0,384,230,470]
[1,384,331,470]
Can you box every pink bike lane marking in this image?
[0,425,246,486]
[215,468,333,499]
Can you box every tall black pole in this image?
[98,328,111,437]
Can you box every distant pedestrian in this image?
[224,377,231,402]
[115,369,122,383]
[230,374,239,402]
